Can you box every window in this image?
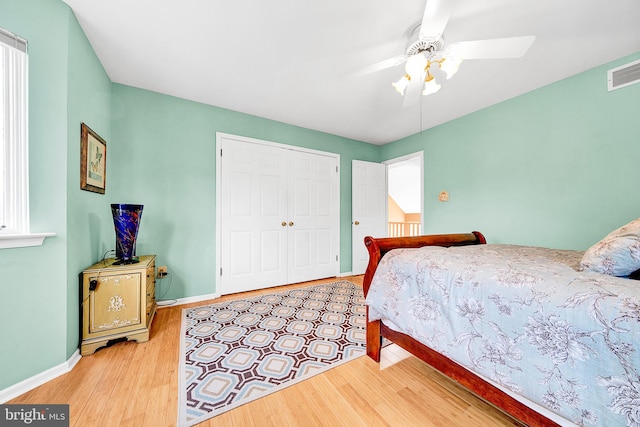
[0,27,52,248]
[1,27,28,235]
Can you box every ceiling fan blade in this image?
[350,55,407,77]
[419,0,458,41]
[402,72,424,107]
[446,35,536,59]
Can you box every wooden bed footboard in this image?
[362,232,559,427]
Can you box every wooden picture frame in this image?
[80,123,107,194]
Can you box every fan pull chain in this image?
[420,97,423,135]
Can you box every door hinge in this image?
[220,149,223,156]
[336,166,338,173]
[336,255,338,261]
[220,268,222,276]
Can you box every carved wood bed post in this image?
[363,236,383,361]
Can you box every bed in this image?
[363,229,640,427]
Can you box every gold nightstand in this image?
[80,255,156,355]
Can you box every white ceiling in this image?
[62,0,640,145]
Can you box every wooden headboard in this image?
[362,231,486,295]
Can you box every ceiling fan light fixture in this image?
[387,0,534,103]
[392,75,411,95]
[440,57,462,79]
[422,74,441,96]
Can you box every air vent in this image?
[608,59,640,91]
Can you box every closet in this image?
[217,133,340,294]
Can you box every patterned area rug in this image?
[178,280,366,426]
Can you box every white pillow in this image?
[580,218,640,276]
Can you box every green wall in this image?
[65,7,113,358]
[1,0,74,391]
[110,84,379,300]
[382,51,640,250]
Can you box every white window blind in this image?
[0,27,29,235]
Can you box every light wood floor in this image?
[10,276,522,426]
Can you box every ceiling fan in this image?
[359,0,535,106]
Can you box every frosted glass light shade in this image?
[440,57,462,79]
[422,78,441,96]
[392,75,410,95]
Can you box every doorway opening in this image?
[384,153,423,238]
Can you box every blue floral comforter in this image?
[366,244,640,426]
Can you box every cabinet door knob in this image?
[289,221,294,226]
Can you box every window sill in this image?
[0,232,56,249]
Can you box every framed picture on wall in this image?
[80,123,107,194]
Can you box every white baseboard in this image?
[157,292,221,308]
[338,271,354,277]
[0,349,82,403]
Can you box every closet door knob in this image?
[289,221,294,226]
[281,221,287,226]
[354,221,360,225]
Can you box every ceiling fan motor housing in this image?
[406,37,445,59]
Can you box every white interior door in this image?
[219,138,288,294]
[351,160,387,275]
[288,150,339,284]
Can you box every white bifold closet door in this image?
[218,134,339,295]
